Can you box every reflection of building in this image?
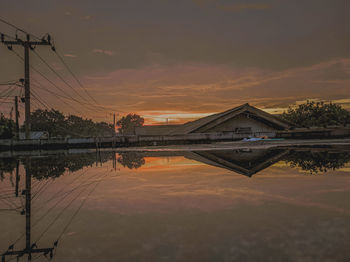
[184,149,289,177]
[136,104,290,137]
[140,148,290,177]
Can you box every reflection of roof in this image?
[168,103,291,135]
[140,148,290,177]
[184,149,290,177]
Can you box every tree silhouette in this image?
[282,101,350,127]
[117,114,144,135]
[0,113,15,139]
[29,109,114,137]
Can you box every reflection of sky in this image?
[1,157,350,261]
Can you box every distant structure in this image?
[19,131,48,140]
[135,103,291,137]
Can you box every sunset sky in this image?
[1,0,350,125]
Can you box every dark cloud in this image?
[1,0,350,121]
[216,3,271,12]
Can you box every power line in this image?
[53,50,99,104]
[11,49,103,115]
[31,83,86,117]
[32,49,94,104]
[0,17,41,40]
[33,49,120,114]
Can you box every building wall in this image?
[135,125,181,135]
[201,114,277,136]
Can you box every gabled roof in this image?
[168,103,291,135]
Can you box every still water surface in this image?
[1,147,350,261]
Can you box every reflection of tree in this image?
[22,152,113,180]
[285,151,350,174]
[117,152,145,169]
[0,158,17,180]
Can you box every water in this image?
[1,147,350,261]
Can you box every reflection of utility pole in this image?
[112,152,117,171]
[1,34,53,139]
[2,159,54,261]
[15,159,20,197]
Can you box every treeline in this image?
[0,109,114,139]
[0,113,15,139]
[282,101,350,127]
[30,109,114,137]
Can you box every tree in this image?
[0,113,15,139]
[117,114,144,135]
[29,109,114,138]
[282,101,350,127]
[30,109,67,137]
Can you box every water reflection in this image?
[0,152,114,181]
[1,146,350,261]
[117,152,145,169]
[1,148,350,179]
[285,150,350,174]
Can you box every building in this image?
[136,103,291,137]
[19,131,49,140]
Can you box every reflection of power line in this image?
[1,159,55,262]
[54,171,109,250]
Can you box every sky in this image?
[1,0,350,124]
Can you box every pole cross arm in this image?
[2,40,52,46]
[2,247,54,261]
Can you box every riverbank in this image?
[1,138,350,158]
[1,126,350,152]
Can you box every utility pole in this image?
[14,96,19,139]
[1,33,53,139]
[113,113,116,135]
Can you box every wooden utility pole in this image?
[113,113,116,135]
[1,34,53,139]
[14,96,19,139]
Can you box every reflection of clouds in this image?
[80,157,350,215]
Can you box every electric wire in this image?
[12,49,114,116]
[32,50,95,105]
[53,50,99,104]
[0,17,41,40]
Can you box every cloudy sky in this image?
[1,0,350,124]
